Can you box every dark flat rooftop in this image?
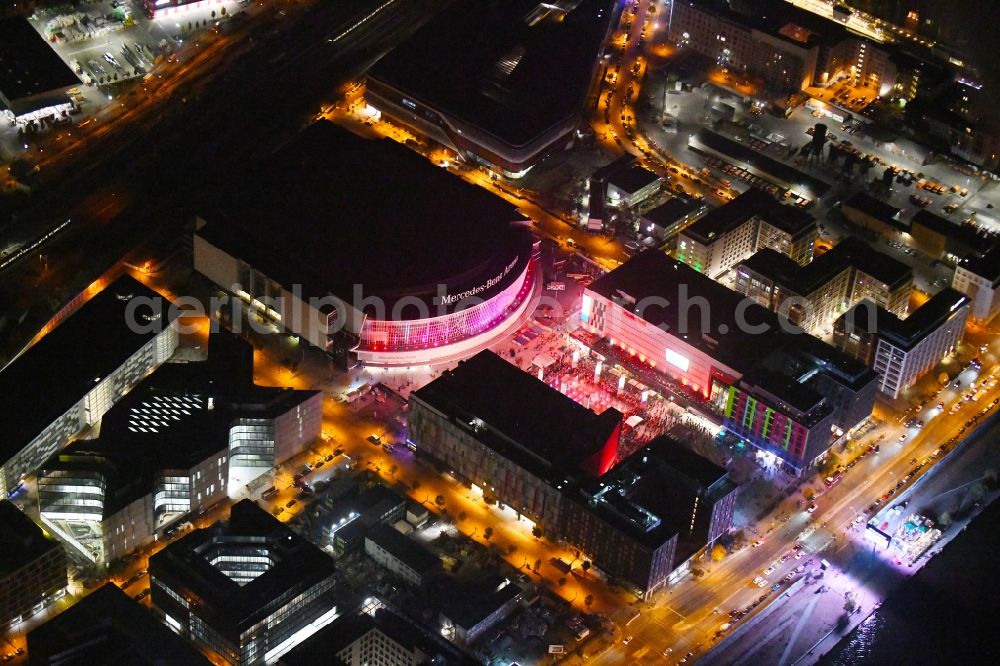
[695,128,830,196]
[366,524,440,575]
[642,197,700,227]
[0,276,177,467]
[682,188,815,245]
[641,435,729,490]
[739,247,802,283]
[844,191,904,227]
[587,250,784,375]
[741,366,825,416]
[27,584,209,665]
[0,17,78,104]
[569,435,733,552]
[282,608,477,666]
[839,288,970,351]
[45,332,319,518]
[911,210,992,251]
[0,500,61,577]
[198,120,527,306]
[591,154,636,184]
[740,236,912,294]
[957,244,1000,285]
[434,573,522,630]
[149,500,337,631]
[368,0,616,147]
[822,236,911,288]
[608,164,661,194]
[412,350,622,484]
[685,0,857,50]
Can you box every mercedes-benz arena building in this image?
[194,121,539,368]
[365,0,618,178]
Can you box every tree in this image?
[843,592,857,613]
[533,559,541,572]
[532,526,543,539]
[711,544,727,561]
[220,6,226,15]
[506,544,518,556]
[411,480,421,492]
[211,10,216,19]
[584,594,594,608]
[388,464,397,478]
[122,15,135,29]
[483,527,493,541]
[581,560,592,573]
[188,21,192,32]
[457,511,467,522]
[558,577,567,587]
[434,495,445,507]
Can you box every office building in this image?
[952,246,1000,323]
[589,154,638,210]
[0,275,179,497]
[37,332,321,564]
[676,189,817,279]
[315,481,408,556]
[834,289,969,398]
[734,236,913,334]
[409,350,744,593]
[910,209,993,262]
[435,574,524,647]
[640,197,707,242]
[0,501,66,627]
[194,121,539,369]
[559,435,739,596]
[409,350,622,532]
[366,0,617,177]
[582,251,877,473]
[364,524,441,587]
[841,191,908,237]
[0,16,78,125]
[605,163,663,208]
[27,584,210,666]
[666,0,897,94]
[149,500,341,666]
[280,607,477,666]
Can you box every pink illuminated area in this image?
[358,260,536,353]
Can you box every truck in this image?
[550,557,572,574]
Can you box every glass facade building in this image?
[150,500,340,666]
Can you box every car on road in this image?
[806,503,817,513]
[285,499,297,508]
[764,565,776,575]
[621,635,633,645]
[752,539,764,548]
